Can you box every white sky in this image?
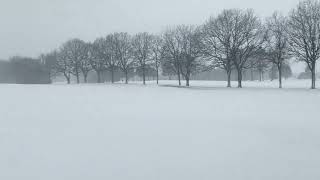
[0,0,301,60]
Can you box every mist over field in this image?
[0,0,300,60]
[1,0,320,180]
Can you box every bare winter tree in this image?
[114,32,133,84]
[61,39,87,84]
[90,38,108,83]
[177,25,204,86]
[106,34,119,84]
[56,47,73,84]
[287,0,320,89]
[26,0,320,89]
[91,35,120,84]
[79,43,92,83]
[265,12,290,88]
[230,9,265,88]
[163,27,183,86]
[132,32,153,85]
[202,10,236,87]
[151,35,164,84]
[203,9,265,88]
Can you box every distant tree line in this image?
[0,57,50,84]
[6,0,320,88]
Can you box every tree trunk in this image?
[278,63,282,89]
[237,69,242,88]
[64,72,70,84]
[259,70,262,82]
[185,74,190,87]
[156,67,159,85]
[142,65,146,85]
[311,61,316,89]
[125,70,128,84]
[177,69,181,86]
[250,68,254,81]
[48,71,52,84]
[227,70,232,88]
[76,75,80,84]
[75,68,80,84]
[83,73,88,83]
[66,76,70,84]
[111,66,114,84]
[97,71,101,83]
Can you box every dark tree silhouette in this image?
[202,10,236,87]
[90,39,108,83]
[177,25,204,86]
[60,39,87,84]
[114,32,133,84]
[132,32,153,85]
[163,27,184,86]
[265,12,290,88]
[151,35,164,84]
[287,0,320,89]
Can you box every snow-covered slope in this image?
[0,81,319,180]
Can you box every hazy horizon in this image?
[0,0,301,60]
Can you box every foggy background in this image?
[0,0,300,60]
[1,2,320,179]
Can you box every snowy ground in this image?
[0,80,320,180]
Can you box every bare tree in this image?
[114,32,133,84]
[265,12,290,88]
[61,39,87,84]
[178,25,204,86]
[163,27,183,86]
[91,35,119,84]
[56,47,73,84]
[106,34,119,83]
[90,39,108,83]
[151,35,164,85]
[287,0,320,89]
[78,43,92,83]
[202,10,236,87]
[203,9,264,88]
[132,32,153,85]
[229,9,265,88]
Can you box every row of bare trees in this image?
[42,0,320,88]
[43,33,153,84]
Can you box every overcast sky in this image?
[0,0,301,60]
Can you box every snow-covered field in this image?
[0,80,320,180]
